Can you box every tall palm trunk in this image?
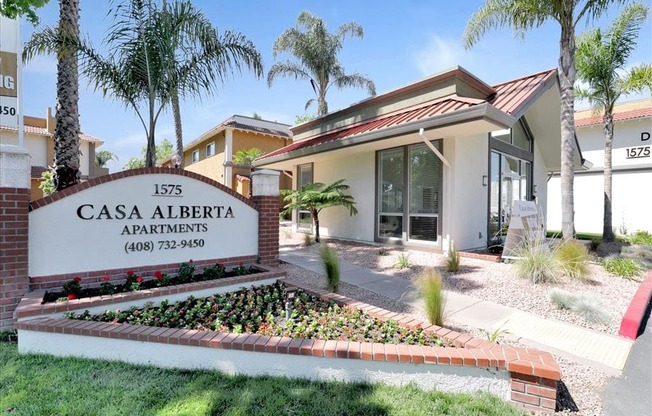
[172,89,184,168]
[54,0,81,191]
[558,14,576,240]
[311,208,321,242]
[145,93,156,167]
[602,113,614,242]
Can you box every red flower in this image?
[67,293,76,300]
[103,276,111,281]
[127,270,134,277]
[219,263,225,268]
[189,259,193,264]
[239,262,244,267]
[73,276,81,283]
[136,277,143,283]
[154,271,163,280]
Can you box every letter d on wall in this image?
[642,132,650,142]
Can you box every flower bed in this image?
[42,261,262,304]
[65,282,446,347]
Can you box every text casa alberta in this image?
[76,204,236,236]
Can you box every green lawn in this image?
[0,342,524,416]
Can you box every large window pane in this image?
[409,216,437,241]
[489,152,501,241]
[409,143,440,214]
[513,122,531,151]
[379,215,402,238]
[297,164,313,230]
[379,149,403,213]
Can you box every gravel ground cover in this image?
[279,226,642,415]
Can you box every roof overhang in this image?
[255,103,515,170]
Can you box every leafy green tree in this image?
[123,138,174,170]
[295,113,316,124]
[159,0,263,168]
[24,0,82,191]
[576,2,651,242]
[0,0,48,25]
[281,179,358,243]
[38,170,54,196]
[95,150,118,167]
[232,147,264,166]
[268,11,376,116]
[464,0,629,240]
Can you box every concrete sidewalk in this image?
[280,248,633,374]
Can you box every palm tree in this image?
[576,2,651,242]
[281,179,358,243]
[233,147,264,166]
[24,0,81,191]
[95,150,118,167]
[464,0,629,240]
[160,0,263,168]
[268,11,376,116]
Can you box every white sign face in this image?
[29,173,259,276]
[502,200,545,259]
[0,17,19,128]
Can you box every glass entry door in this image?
[488,152,531,244]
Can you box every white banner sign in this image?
[0,17,20,128]
[29,173,259,276]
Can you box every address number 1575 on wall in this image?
[153,184,182,196]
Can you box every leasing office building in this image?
[255,67,578,251]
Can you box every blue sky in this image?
[19,0,652,173]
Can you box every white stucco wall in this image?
[312,152,377,242]
[547,116,652,234]
[24,133,47,166]
[547,170,652,234]
[533,139,548,224]
[448,134,489,251]
[18,330,511,399]
[80,141,90,176]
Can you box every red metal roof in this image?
[259,68,557,162]
[575,104,652,128]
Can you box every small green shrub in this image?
[415,268,445,326]
[321,245,340,292]
[589,238,601,252]
[630,230,652,246]
[554,239,589,280]
[378,247,389,256]
[513,239,563,284]
[571,295,610,325]
[446,242,460,273]
[480,322,510,344]
[177,261,195,283]
[394,253,411,269]
[549,288,576,310]
[304,233,313,246]
[604,257,641,278]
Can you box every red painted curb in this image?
[619,271,652,340]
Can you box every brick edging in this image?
[16,276,561,412]
[619,271,652,339]
[15,265,284,320]
[29,168,256,211]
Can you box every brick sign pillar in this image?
[0,145,30,331]
[251,169,280,266]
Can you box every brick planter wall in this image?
[252,195,279,266]
[0,187,30,331]
[16,277,561,412]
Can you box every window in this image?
[377,142,442,244]
[490,121,531,152]
[206,142,215,157]
[191,150,200,163]
[296,163,313,230]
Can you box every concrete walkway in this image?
[280,248,633,374]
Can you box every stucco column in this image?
[224,128,233,188]
[0,145,30,330]
[251,169,280,266]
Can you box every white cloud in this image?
[413,34,473,76]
